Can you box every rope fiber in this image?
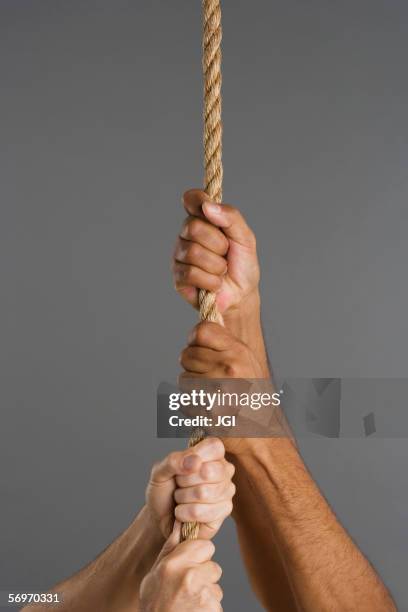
[180,0,224,542]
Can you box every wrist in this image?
[226,435,298,461]
[132,505,166,566]
[123,505,165,574]
[223,289,261,328]
[223,290,270,377]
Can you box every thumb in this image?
[202,202,255,249]
[150,450,202,484]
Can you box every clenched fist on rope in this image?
[173,189,270,378]
[173,189,259,316]
[22,441,234,612]
[146,437,235,541]
[179,322,265,380]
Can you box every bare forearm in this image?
[231,439,395,612]
[230,448,299,611]
[224,291,270,378]
[22,506,164,612]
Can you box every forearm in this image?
[22,506,164,612]
[231,439,395,612]
[229,446,299,611]
[223,290,270,378]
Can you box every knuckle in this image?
[174,279,184,292]
[214,562,223,579]
[187,218,202,240]
[181,567,196,593]
[197,484,209,501]
[186,242,201,261]
[198,539,215,558]
[229,482,237,498]
[179,347,189,367]
[167,451,179,471]
[209,437,225,458]
[183,189,195,202]
[173,263,184,281]
[195,322,209,345]
[173,265,183,285]
[188,323,199,344]
[172,239,181,259]
[201,462,213,480]
[198,586,211,606]
[190,504,202,520]
[223,362,238,378]
[174,504,183,521]
[183,266,195,283]
[213,584,224,603]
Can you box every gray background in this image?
[1,0,408,609]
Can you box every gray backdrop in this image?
[1,1,408,610]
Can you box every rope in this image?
[180,0,224,542]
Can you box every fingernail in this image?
[204,201,222,215]
[183,454,196,470]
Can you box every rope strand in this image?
[180,0,224,542]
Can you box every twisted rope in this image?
[180,0,224,542]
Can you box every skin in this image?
[147,437,235,541]
[22,438,234,612]
[173,189,269,377]
[174,188,396,611]
[140,522,223,612]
